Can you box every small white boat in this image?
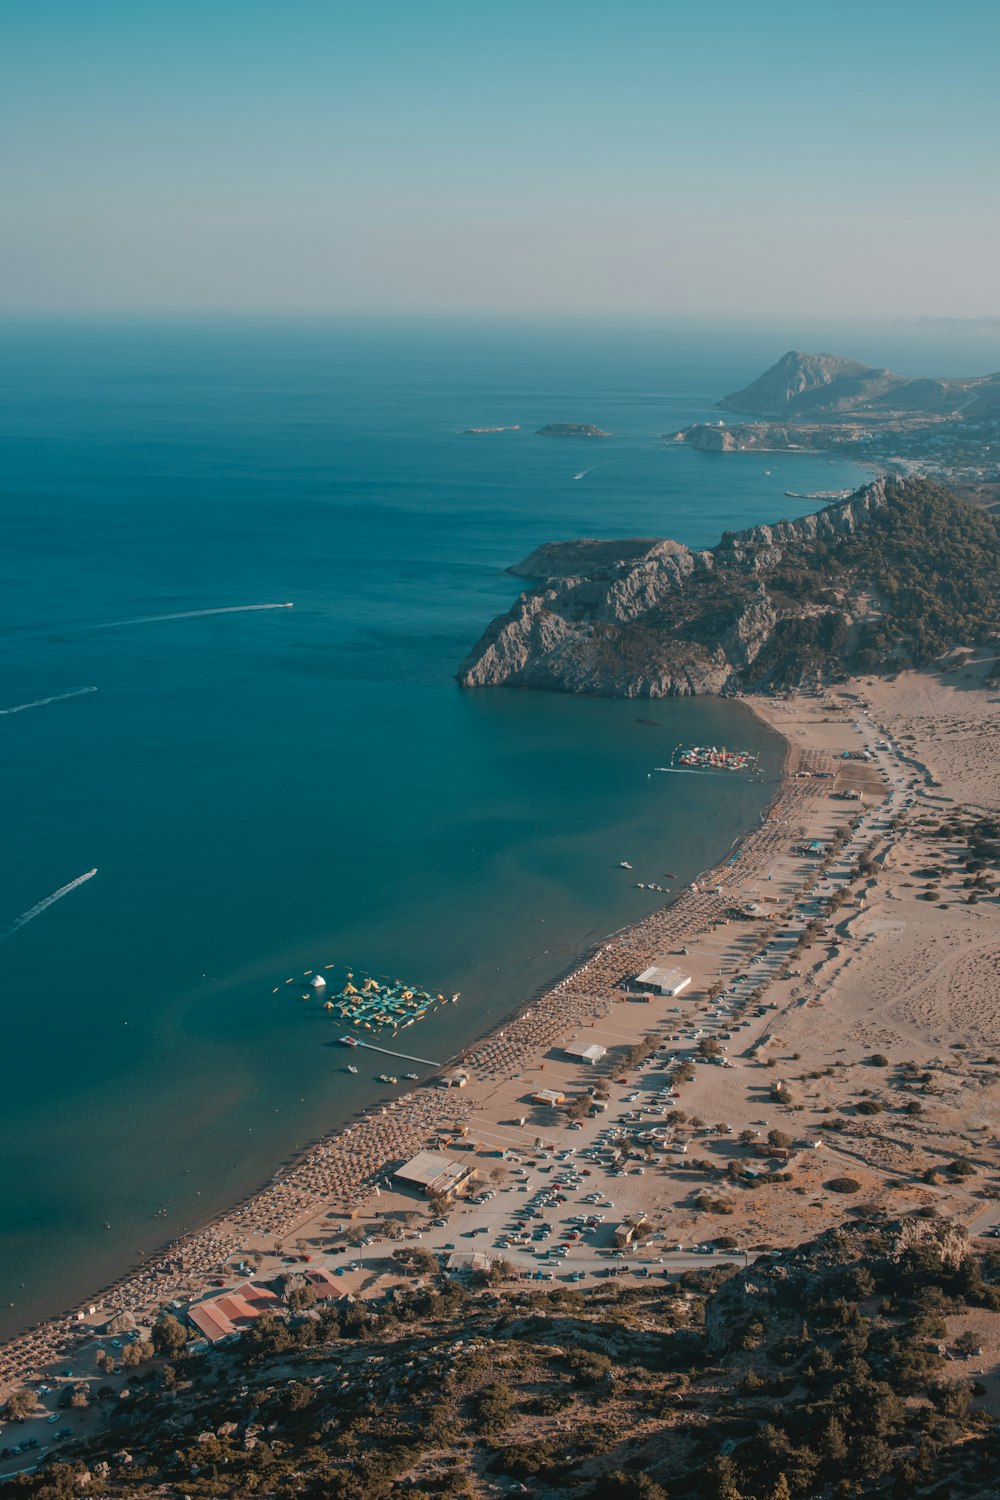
[403,1071,418,1080]
[619,860,633,870]
[346,1064,358,1074]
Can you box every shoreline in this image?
[5,659,999,1433]
[0,701,791,1388]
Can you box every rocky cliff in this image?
[457,478,1000,696]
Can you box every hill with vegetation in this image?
[3,1215,998,1500]
[457,479,1000,696]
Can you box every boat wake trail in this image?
[0,686,97,716]
[2,868,98,941]
[88,603,294,631]
[653,766,729,777]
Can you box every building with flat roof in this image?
[437,1068,469,1088]
[531,1087,566,1107]
[393,1149,477,1200]
[563,1041,607,1064]
[634,964,692,996]
[446,1250,495,1273]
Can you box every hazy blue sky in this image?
[3,0,998,316]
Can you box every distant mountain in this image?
[458,478,1000,696]
[720,349,1000,420]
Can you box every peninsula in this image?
[670,350,1000,507]
[457,477,1000,697]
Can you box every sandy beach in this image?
[3,662,998,1429]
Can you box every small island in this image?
[535,422,613,438]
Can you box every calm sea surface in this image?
[0,318,946,1334]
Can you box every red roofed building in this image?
[303,1267,343,1300]
[186,1283,282,1343]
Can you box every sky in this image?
[2,0,999,317]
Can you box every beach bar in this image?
[563,1041,607,1065]
[633,963,692,997]
[393,1149,477,1200]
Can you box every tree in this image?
[822,1414,849,1463]
[3,1388,35,1421]
[768,1129,792,1148]
[151,1311,189,1359]
[284,1380,313,1412]
[280,1274,317,1312]
[119,1337,153,1369]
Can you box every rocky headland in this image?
[669,350,1000,505]
[458,477,1000,697]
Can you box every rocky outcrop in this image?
[704,1215,970,1357]
[720,349,1000,421]
[457,481,892,697]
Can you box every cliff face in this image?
[457,482,891,697]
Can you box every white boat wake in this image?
[0,686,97,716]
[653,766,732,777]
[87,602,294,631]
[2,868,98,941]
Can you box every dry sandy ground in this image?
[859,655,1000,809]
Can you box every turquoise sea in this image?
[0,317,987,1337]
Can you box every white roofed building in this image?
[563,1041,607,1065]
[634,964,692,996]
[393,1150,477,1200]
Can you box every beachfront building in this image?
[187,1283,281,1344]
[633,963,692,997]
[437,1068,469,1088]
[563,1041,607,1065]
[393,1149,477,1201]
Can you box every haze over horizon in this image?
[2,0,999,319]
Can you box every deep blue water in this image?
[1,317,990,1336]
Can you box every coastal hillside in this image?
[719,350,1000,421]
[457,478,1000,696]
[4,1215,997,1499]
